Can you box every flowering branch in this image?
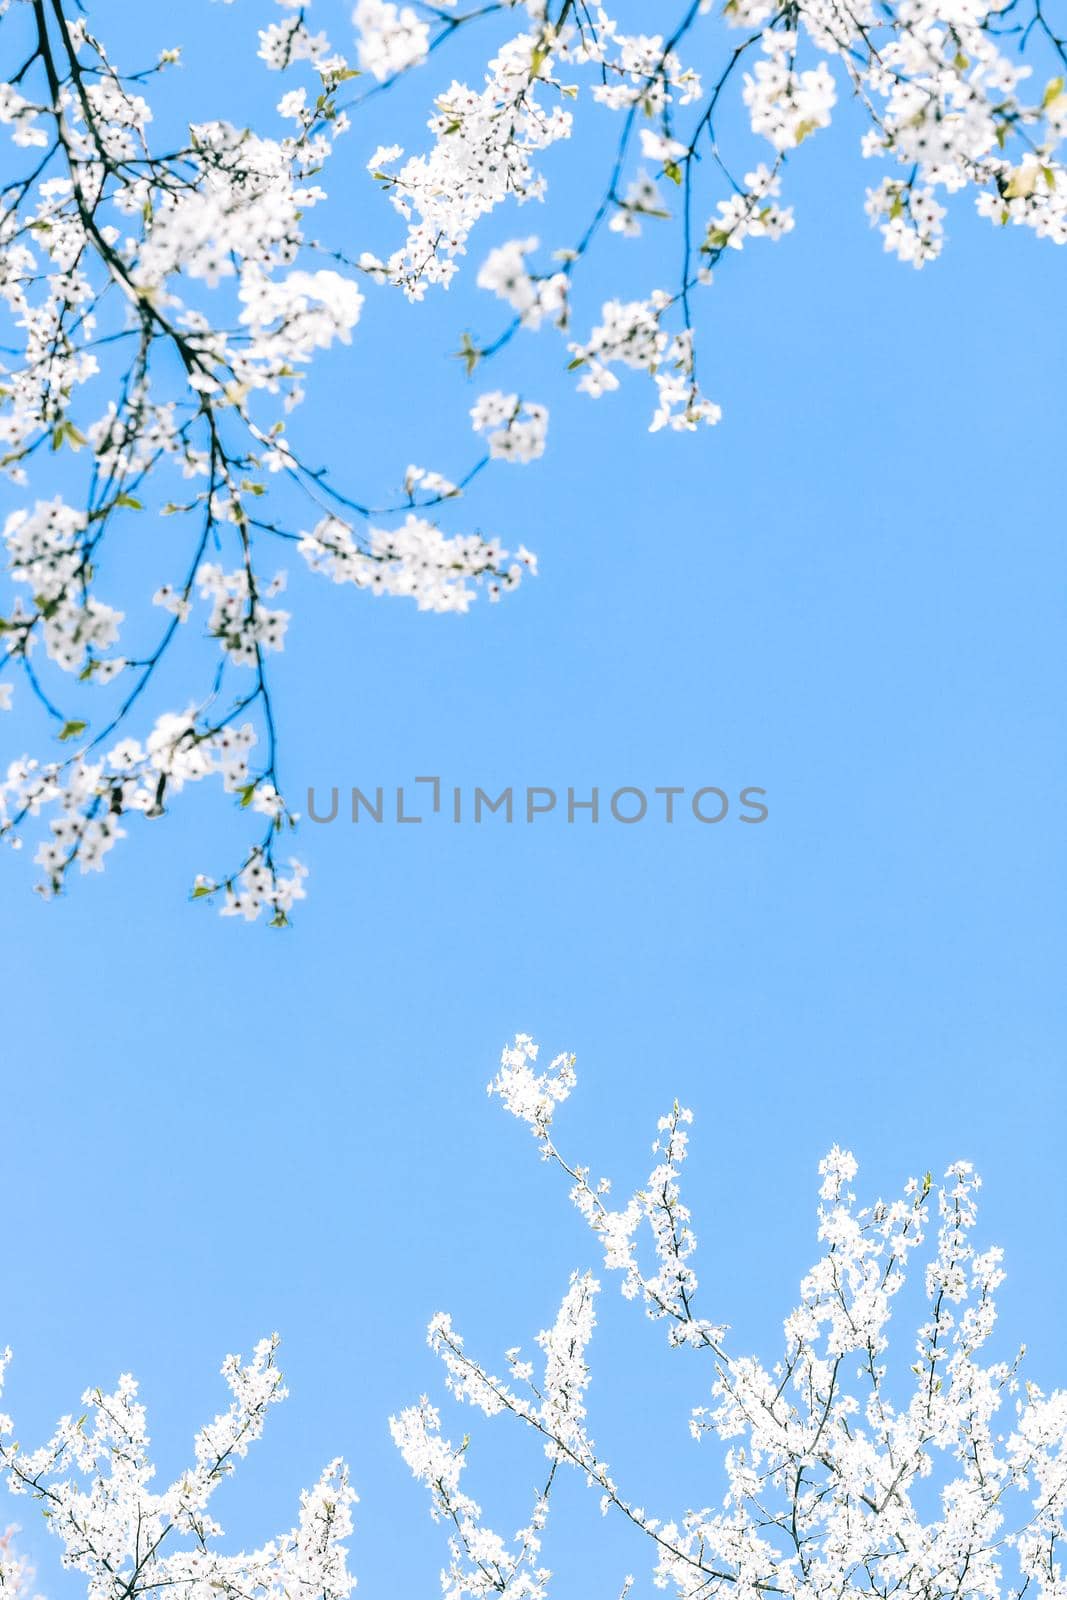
[2,0,1064,919]
[0,1336,357,1600]
[396,1034,1067,1600]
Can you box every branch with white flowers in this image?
[0,1338,357,1600]
[0,1,540,919]
[2,0,1065,920]
[395,1035,1067,1600]
[0,1042,1064,1599]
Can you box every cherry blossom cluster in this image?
[395,1034,1067,1600]
[195,563,290,666]
[0,1336,357,1600]
[476,237,569,330]
[362,25,574,297]
[3,499,123,674]
[470,392,549,463]
[297,512,534,609]
[0,708,306,922]
[390,1272,596,1600]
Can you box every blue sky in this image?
[1,4,1065,1597]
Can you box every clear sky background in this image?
[1,4,1065,1597]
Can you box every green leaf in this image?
[58,719,88,742]
[115,493,143,510]
[566,355,586,371]
[1042,75,1065,109]
[663,160,683,184]
[238,782,257,808]
[454,332,481,377]
[529,45,547,78]
[50,419,88,453]
[191,884,214,899]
